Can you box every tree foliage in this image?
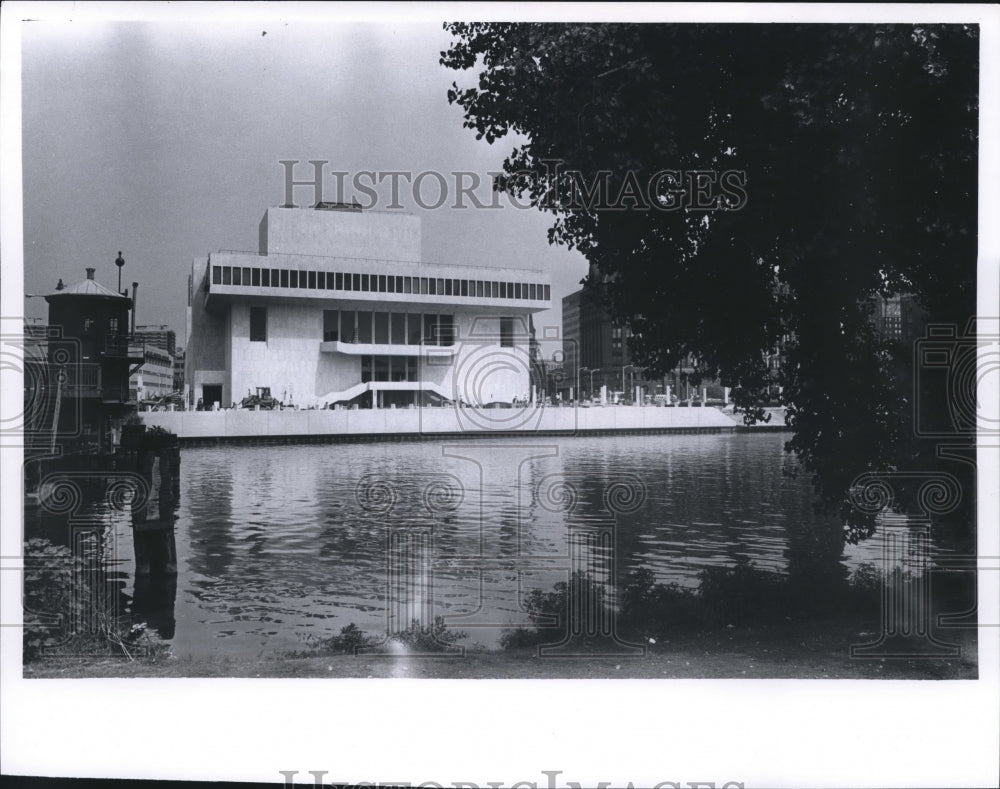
[441,23,978,535]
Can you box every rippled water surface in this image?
[30,432,972,657]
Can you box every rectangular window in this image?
[491,282,498,297]
[222,266,232,285]
[299,270,308,289]
[212,266,222,285]
[529,283,536,300]
[261,269,271,287]
[251,268,261,287]
[338,272,346,290]
[362,274,370,291]
[390,356,407,382]
[420,277,428,295]
[289,270,298,288]
[250,306,267,342]
[243,267,251,285]
[343,311,357,343]
[271,268,280,286]
[407,356,418,382]
[439,315,455,346]
[280,269,289,288]
[108,317,118,334]
[374,356,389,382]
[454,279,461,296]
[396,276,403,293]
[378,275,386,293]
[361,356,372,383]
[327,272,335,289]
[353,273,361,290]
[374,312,389,344]
[437,278,444,295]
[544,284,550,300]
[233,267,242,285]
[404,277,412,294]
[387,276,396,293]
[323,310,339,342]
[358,311,373,344]
[308,271,317,289]
[476,280,484,297]
[460,280,468,297]
[390,312,406,345]
[500,317,514,347]
[445,279,453,296]
[428,278,437,295]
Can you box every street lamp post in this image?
[115,251,125,295]
[622,365,634,404]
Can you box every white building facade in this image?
[130,345,175,402]
[186,205,551,410]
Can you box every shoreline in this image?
[22,621,977,680]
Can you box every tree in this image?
[441,23,978,537]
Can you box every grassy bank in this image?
[24,620,977,680]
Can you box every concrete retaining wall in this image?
[140,404,743,441]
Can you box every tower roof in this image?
[45,268,128,301]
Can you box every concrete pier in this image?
[139,404,768,444]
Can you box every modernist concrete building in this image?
[186,205,552,409]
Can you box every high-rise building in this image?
[561,286,726,403]
[173,347,185,393]
[134,325,176,357]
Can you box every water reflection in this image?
[26,433,975,658]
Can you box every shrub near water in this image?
[23,537,164,662]
[501,560,888,650]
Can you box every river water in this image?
[26,432,975,658]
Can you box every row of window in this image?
[212,264,551,302]
[249,307,519,349]
[360,356,420,383]
[322,310,457,346]
[143,353,173,368]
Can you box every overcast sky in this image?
[21,18,587,352]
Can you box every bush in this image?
[23,537,164,662]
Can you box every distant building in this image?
[134,325,176,357]
[130,345,174,402]
[186,205,552,409]
[561,287,717,402]
[873,293,927,344]
[173,347,185,393]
